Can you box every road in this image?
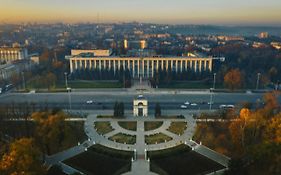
[0,91,277,111]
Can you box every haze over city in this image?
[1,0,281,25]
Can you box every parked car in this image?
[180,105,188,109]
[86,100,93,104]
[184,101,190,105]
[190,103,198,106]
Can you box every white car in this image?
[184,101,190,105]
[207,102,214,105]
[190,103,198,106]
[180,105,188,109]
[86,100,93,104]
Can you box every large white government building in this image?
[67,49,215,78]
[0,47,28,63]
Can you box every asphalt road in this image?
[0,91,278,110]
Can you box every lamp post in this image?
[64,72,68,88]
[256,73,261,90]
[213,73,216,89]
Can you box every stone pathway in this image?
[45,113,230,175]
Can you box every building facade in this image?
[0,47,28,63]
[67,50,214,78]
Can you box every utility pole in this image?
[256,73,261,90]
[64,72,68,88]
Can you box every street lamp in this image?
[64,72,68,88]
[256,73,261,90]
[213,73,216,89]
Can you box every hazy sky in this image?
[1,0,281,25]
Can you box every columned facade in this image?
[68,57,213,78]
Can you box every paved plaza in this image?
[45,109,230,175]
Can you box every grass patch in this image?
[57,80,123,89]
[167,122,187,135]
[148,144,225,175]
[144,121,163,131]
[109,133,136,145]
[118,121,137,131]
[145,133,172,145]
[64,144,133,175]
[97,115,113,119]
[94,122,114,135]
[156,115,185,119]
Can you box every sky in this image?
[0,0,281,26]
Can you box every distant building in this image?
[71,49,112,57]
[66,49,215,78]
[0,47,28,64]
[217,36,244,41]
[271,42,281,50]
[123,40,147,49]
[252,42,267,48]
[258,32,269,39]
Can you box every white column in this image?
[204,60,207,70]
[194,60,197,72]
[128,60,130,70]
[166,60,168,71]
[175,60,178,73]
[180,60,183,72]
[89,59,92,69]
[209,59,212,71]
[161,60,164,70]
[123,60,125,70]
[189,60,192,70]
[70,59,73,73]
[156,60,159,71]
[99,60,101,70]
[199,60,202,72]
[133,60,135,78]
[109,60,111,70]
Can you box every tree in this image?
[0,138,46,175]
[224,68,242,90]
[154,103,161,117]
[113,102,124,117]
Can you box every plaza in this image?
[45,95,230,175]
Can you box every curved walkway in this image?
[45,113,229,175]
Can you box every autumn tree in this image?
[0,138,46,175]
[224,68,242,90]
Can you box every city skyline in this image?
[1,0,281,26]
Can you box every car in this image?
[190,103,198,106]
[219,104,227,109]
[226,105,235,108]
[207,102,214,105]
[86,100,93,104]
[180,105,188,109]
[0,88,2,94]
[184,101,190,105]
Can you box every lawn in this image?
[148,144,225,175]
[64,144,133,175]
[118,121,137,131]
[145,133,172,145]
[158,81,223,89]
[167,122,187,135]
[109,133,136,145]
[144,121,163,131]
[57,80,123,89]
[94,122,114,135]
[155,115,185,119]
